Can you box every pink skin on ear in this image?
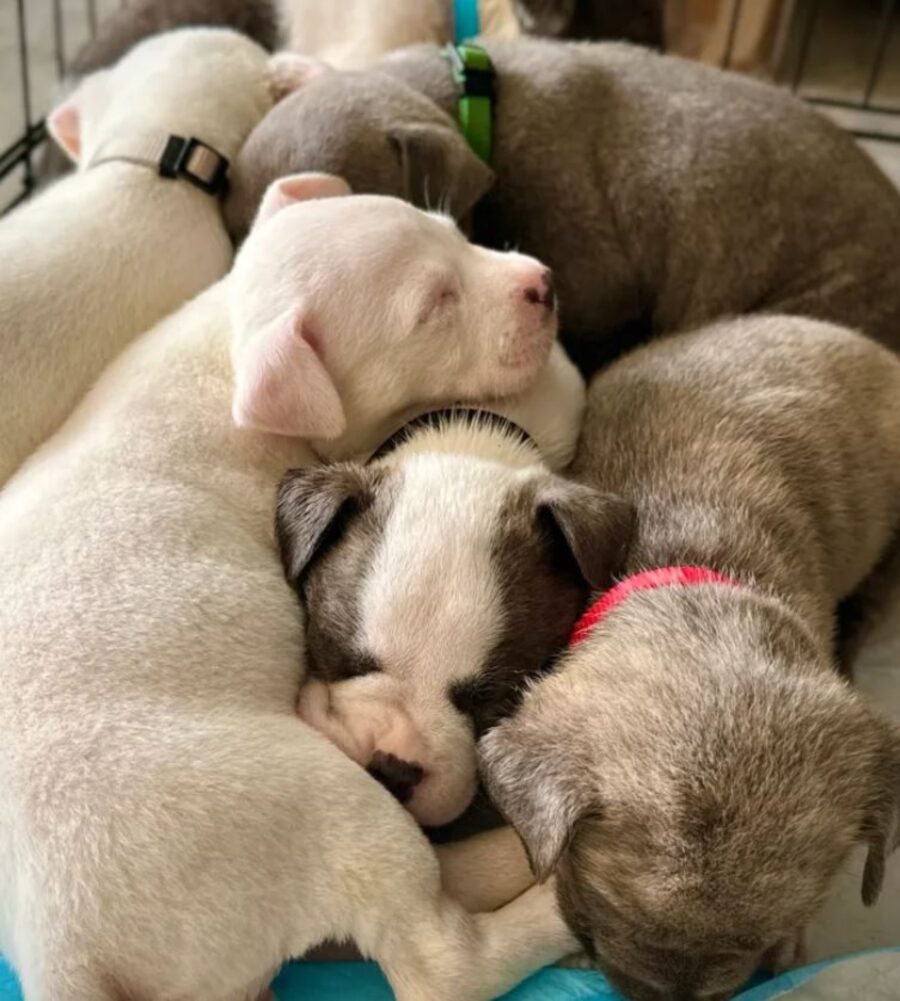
[267,52,333,102]
[253,172,353,228]
[47,100,81,163]
[233,307,347,440]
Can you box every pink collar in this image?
[569,566,740,646]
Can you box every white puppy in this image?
[278,0,519,70]
[0,175,575,1001]
[0,28,295,487]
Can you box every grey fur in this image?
[480,314,900,1000]
[226,38,900,367]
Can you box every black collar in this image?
[89,132,230,197]
[367,407,534,463]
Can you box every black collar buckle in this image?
[159,135,230,197]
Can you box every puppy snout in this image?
[367,750,425,804]
[523,269,555,311]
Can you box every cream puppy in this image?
[0,177,573,1001]
[0,28,295,487]
[279,0,519,70]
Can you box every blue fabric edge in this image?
[3,949,899,999]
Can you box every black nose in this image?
[367,751,424,803]
[524,268,555,311]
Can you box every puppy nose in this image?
[367,751,424,804]
[523,269,555,311]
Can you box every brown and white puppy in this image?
[275,366,630,828]
[480,314,900,1000]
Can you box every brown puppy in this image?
[480,314,900,1001]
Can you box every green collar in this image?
[443,43,496,163]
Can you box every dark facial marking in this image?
[450,483,589,736]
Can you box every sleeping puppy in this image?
[480,315,900,1000]
[225,37,900,369]
[0,178,575,1001]
[276,402,629,828]
[286,314,900,1000]
[1,28,280,486]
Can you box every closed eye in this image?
[418,279,460,325]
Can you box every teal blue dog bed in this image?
[2,953,896,1000]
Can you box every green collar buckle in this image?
[443,43,496,164]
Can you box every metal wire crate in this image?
[1,0,898,216]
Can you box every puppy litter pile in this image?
[0,3,898,1001]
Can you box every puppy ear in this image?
[254,172,353,228]
[536,479,634,590]
[480,717,593,881]
[267,52,333,102]
[860,731,900,906]
[389,122,495,218]
[276,463,377,584]
[232,306,346,439]
[47,96,81,163]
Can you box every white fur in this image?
[0,186,577,1000]
[297,361,586,827]
[278,0,520,71]
[228,191,560,443]
[0,29,278,488]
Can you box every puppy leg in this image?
[14,715,570,1001]
[351,861,573,1001]
[436,826,535,911]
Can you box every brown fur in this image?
[480,315,900,1001]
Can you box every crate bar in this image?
[88,0,99,38]
[0,123,48,182]
[53,0,66,77]
[791,0,822,91]
[722,0,744,69]
[863,0,898,107]
[14,0,35,197]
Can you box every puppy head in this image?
[480,593,900,1001]
[229,176,558,443]
[276,443,632,827]
[225,68,494,241]
[48,28,300,167]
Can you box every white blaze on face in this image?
[355,452,515,825]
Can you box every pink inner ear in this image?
[254,173,353,227]
[232,309,347,440]
[47,101,81,162]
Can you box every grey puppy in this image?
[226,37,900,370]
[480,314,900,1000]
